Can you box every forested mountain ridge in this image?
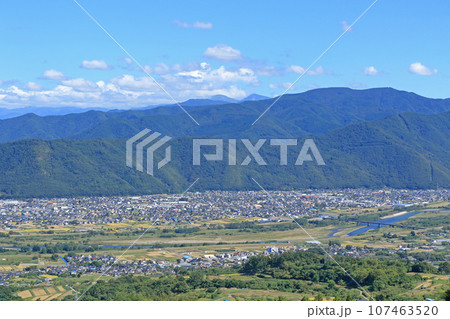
[0,87,449,142]
[0,111,448,198]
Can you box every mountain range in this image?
[0,93,269,120]
[0,87,448,198]
[0,87,448,143]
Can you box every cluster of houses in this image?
[2,237,448,287]
[0,189,447,229]
[0,250,259,286]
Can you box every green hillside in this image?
[0,87,449,142]
[0,112,448,198]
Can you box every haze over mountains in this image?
[0,93,269,120]
[0,106,109,120]
[0,87,448,198]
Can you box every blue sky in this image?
[0,0,448,108]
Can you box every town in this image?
[0,188,447,227]
[0,188,448,300]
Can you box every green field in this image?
[0,201,448,301]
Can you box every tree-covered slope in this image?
[0,112,448,198]
[1,87,449,142]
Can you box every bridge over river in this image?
[347,219,425,230]
[329,210,446,237]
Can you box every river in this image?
[329,210,437,237]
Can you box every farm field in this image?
[16,285,69,301]
[0,201,448,301]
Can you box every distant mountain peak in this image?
[1,87,449,144]
[210,95,238,103]
[240,94,269,102]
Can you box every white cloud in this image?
[287,65,328,76]
[141,62,198,75]
[124,57,132,65]
[269,82,292,90]
[203,44,242,61]
[409,62,437,76]
[0,80,19,87]
[308,66,326,76]
[173,20,189,28]
[364,66,378,76]
[26,82,43,91]
[173,20,213,29]
[61,78,99,91]
[81,60,111,70]
[42,69,65,80]
[142,65,152,74]
[153,63,171,75]
[289,65,305,74]
[0,63,259,108]
[200,62,209,70]
[176,66,257,84]
[193,21,213,29]
[340,20,353,32]
[109,74,158,91]
[253,65,283,76]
